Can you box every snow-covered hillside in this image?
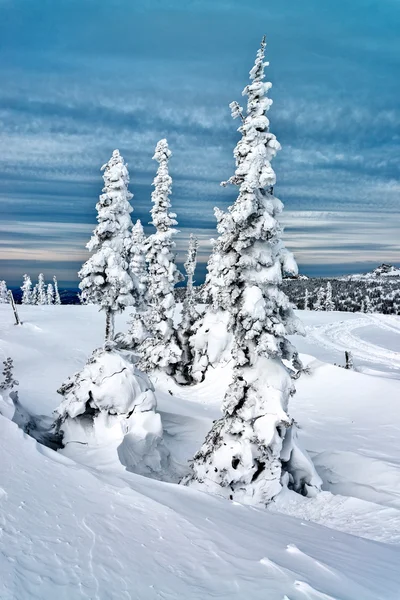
[1,305,400,599]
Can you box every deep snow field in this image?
[1,304,400,600]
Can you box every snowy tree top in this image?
[131,219,145,242]
[90,149,133,250]
[222,35,279,193]
[203,35,302,364]
[150,139,177,233]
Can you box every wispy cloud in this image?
[0,0,399,284]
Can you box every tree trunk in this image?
[105,309,114,342]
[8,291,21,325]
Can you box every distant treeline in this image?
[9,287,80,305]
[7,278,400,315]
[282,277,400,315]
[180,277,400,315]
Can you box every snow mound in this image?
[191,309,233,382]
[55,347,169,477]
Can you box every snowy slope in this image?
[1,305,400,599]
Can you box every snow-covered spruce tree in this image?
[54,346,169,475]
[37,273,47,305]
[53,276,61,305]
[128,220,148,295]
[118,219,149,350]
[79,150,136,341]
[183,234,198,316]
[324,282,335,311]
[21,275,33,304]
[139,140,183,376]
[0,281,9,304]
[183,38,321,506]
[47,283,55,305]
[365,295,373,313]
[313,286,325,311]
[304,287,310,311]
[31,285,38,305]
[176,234,199,382]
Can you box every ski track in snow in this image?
[306,314,400,371]
[80,518,100,600]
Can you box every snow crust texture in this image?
[1,305,400,599]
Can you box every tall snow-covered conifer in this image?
[314,287,325,311]
[21,275,33,304]
[176,234,199,382]
[139,139,183,376]
[183,234,198,313]
[183,38,321,506]
[129,219,148,300]
[31,285,38,305]
[0,281,9,304]
[37,274,47,305]
[304,287,310,311]
[324,282,335,311]
[47,283,55,305]
[122,219,149,350]
[79,150,136,341]
[365,295,373,313]
[53,276,61,305]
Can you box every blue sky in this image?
[1,0,399,286]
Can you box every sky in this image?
[1,0,399,287]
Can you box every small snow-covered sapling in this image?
[0,358,19,391]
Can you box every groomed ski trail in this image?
[306,315,400,371]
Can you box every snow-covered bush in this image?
[139,140,183,377]
[183,37,321,506]
[21,275,33,304]
[0,358,18,393]
[0,358,19,420]
[0,281,9,304]
[55,347,168,476]
[79,150,136,341]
